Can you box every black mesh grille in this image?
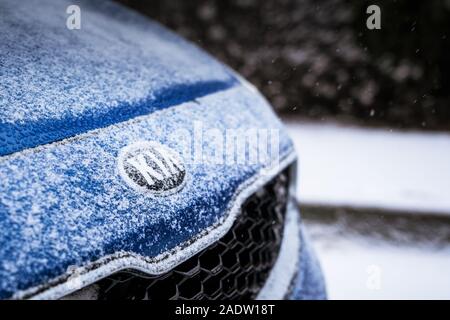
[65,169,289,300]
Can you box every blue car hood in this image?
[0,0,295,299]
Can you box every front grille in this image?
[65,169,289,300]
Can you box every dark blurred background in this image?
[117,0,450,131]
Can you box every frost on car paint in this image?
[0,0,326,300]
[0,0,236,156]
[0,84,295,299]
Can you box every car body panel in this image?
[289,222,327,300]
[0,0,236,156]
[0,0,325,300]
[0,84,295,299]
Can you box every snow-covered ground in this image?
[309,229,450,299]
[285,120,450,299]
[285,121,450,214]
[302,206,450,299]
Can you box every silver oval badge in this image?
[118,141,186,195]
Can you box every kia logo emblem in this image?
[118,141,186,195]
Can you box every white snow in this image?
[311,234,450,299]
[285,121,450,214]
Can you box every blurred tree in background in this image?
[117,0,450,131]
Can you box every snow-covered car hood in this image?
[0,0,295,299]
[0,0,236,156]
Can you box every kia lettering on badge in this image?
[118,141,186,195]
